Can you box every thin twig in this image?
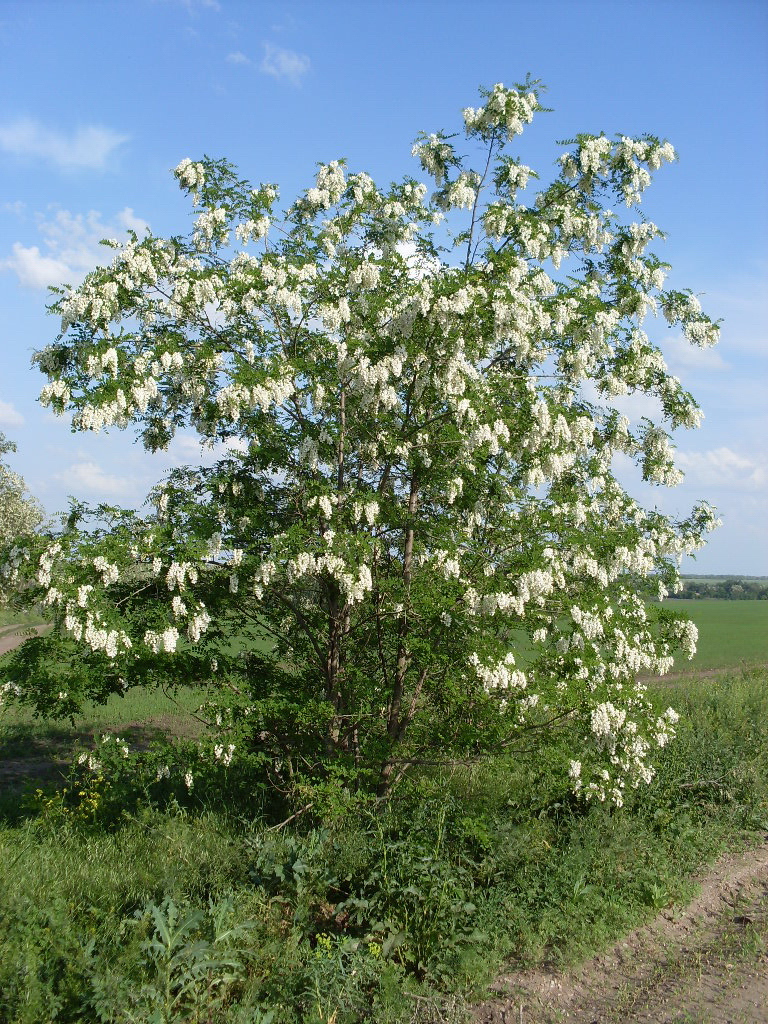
[266,801,314,832]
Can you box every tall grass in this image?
[0,667,766,1022]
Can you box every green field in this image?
[666,599,768,673]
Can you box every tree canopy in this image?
[0,81,720,803]
[0,432,43,551]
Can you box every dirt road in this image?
[475,840,768,1023]
[0,622,49,657]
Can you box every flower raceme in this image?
[1,79,721,802]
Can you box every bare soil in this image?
[0,622,50,656]
[474,839,768,1023]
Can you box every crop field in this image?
[665,599,768,672]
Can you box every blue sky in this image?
[0,0,765,573]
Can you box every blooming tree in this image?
[0,432,43,551]
[1,81,720,802]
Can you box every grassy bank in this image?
[1,666,766,1023]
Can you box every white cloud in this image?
[116,206,150,235]
[165,0,221,10]
[226,51,251,65]
[660,333,727,374]
[579,379,663,425]
[161,432,247,468]
[56,461,136,497]
[676,446,767,491]
[259,43,311,86]
[0,118,128,171]
[0,400,24,427]
[1,200,25,216]
[4,243,72,289]
[2,205,150,289]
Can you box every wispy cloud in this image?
[2,206,150,289]
[155,0,221,12]
[676,446,767,491]
[0,118,128,171]
[259,43,310,86]
[226,50,251,65]
[161,432,247,469]
[4,243,72,289]
[0,400,24,428]
[56,460,137,497]
[661,333,727,374]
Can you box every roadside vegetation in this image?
[1,650,766,1023]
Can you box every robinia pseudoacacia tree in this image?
[1,81,720,802]
[0,432,43,549]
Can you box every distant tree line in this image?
[672,578,768,600]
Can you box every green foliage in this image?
[0,432,43,551]
[2,82,721,804]
[675,576,768,600]
[0,669,766,1022]
[91,897,259,1024]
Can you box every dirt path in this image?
[474,839,768,1023]
[0,622,50,656]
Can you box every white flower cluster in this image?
[571,697,680,806]
[0,680,23,707]
[235,216,269,245]
[470,651,527,694]
[215,372,294,423]
[86,347,120,378]
[166,561,199,591]
[579,135,613,175]
[194,206,228,247]
[674,618,698,659]
[462,83,538,139]
[214,742,235,766]
[34,541,61,587]
[67,611,132,659]
[251,559,277,600]
[661,292,719,348]
[38,378,71,414]
[349,261,381,290]
[77,752,102,773]
[351,499,379,526]
[93,556,119,585]
[100,733,130,758]
[445,172,478,211]
[287,549,373,606]
[144,626,180,654]
[305,160,346,209]
[411,133,455,185]
[175,157,206,194]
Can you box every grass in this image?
[1,597,767,1022]
[0,600,48,629]
[665,599,768,672]
[0,665,766,1022]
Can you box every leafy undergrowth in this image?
[0,668,766,1023]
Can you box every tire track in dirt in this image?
[474,839,768,1023]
